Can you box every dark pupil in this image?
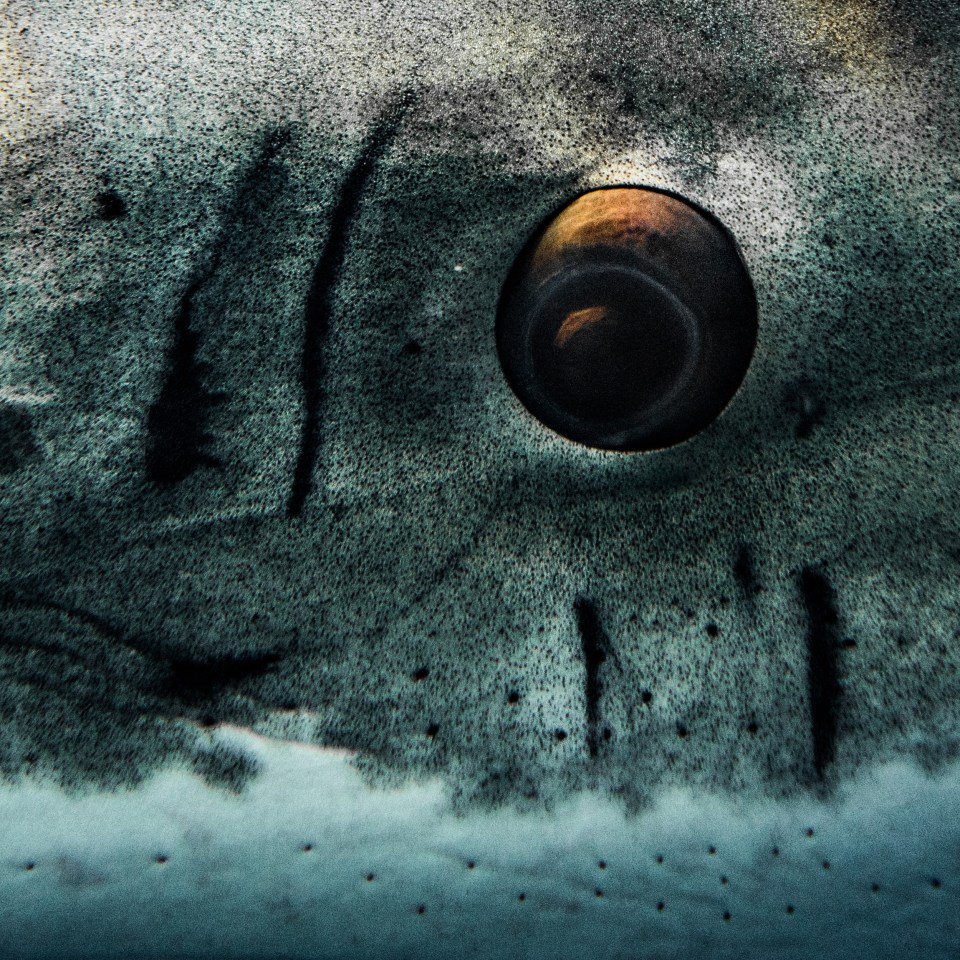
[531,265,697,424]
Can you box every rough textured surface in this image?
[1,0,959,954]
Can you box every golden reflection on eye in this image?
[554,307,609,349]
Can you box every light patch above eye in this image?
[496,186,758,452]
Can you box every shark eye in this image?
[496,186,757,451]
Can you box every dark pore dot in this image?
[720,876,729,885]
[706,623,719,637]
[722,911,731,922]
[871,883,881,893]
[518,893,526,902]
[641,690,653,705]
[416,904,426,915]
[747,721,759,735]
[496,186,757,452]
[467,861,476,870]
[598,860,607,870]
[366,873,376,882]
[656,854,664,864]
[931,878,942,889]
[822,861,831,870]
[302,844,313,853]
[554,729,568,742]
[786,904,795,915]
[411,667,429,681]
[772,847,780,857]
[657,901,665,912]
[708,846,717,856]
[25,862,35,872]
[95,188,127,220]
[401,339,422,356]
[806,828,815,838]
[156,855,168,864]
[507,691,521,704]
[595,888,604,898]
[677,723,689,739]
[425,723,439,738]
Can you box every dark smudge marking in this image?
[574,596,616,759]
[0,405,39,474]
[287,97,410,518]
[734,543,758,596]
[786,379,826,439]
[799,567,841,780]
[146,128,290,486]
[95,189,127,221]
[169,651,282,702]
[190,743,261,792]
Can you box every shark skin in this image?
[1,0,959,956]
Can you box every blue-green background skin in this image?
[1,0,959,955]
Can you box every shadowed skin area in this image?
[0,0,959,951]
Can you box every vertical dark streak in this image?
[575,596,611,759]
[146,128,289,486]
[145,285,224,485]
[287,102,409,518]
[799,567,841,780]
[734,542,757,596]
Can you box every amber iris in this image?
[496,187,757,451]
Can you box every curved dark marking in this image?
[287,99,410,518]
[0,591,129,644]
[799,568,841,780]
[0,590,281,705]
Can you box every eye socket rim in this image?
[495,184,758,453]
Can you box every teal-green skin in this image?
[1,0,959,955]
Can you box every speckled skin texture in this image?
[1,0,959,955]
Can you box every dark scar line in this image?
[287,97,411,518]
[146,127,290,487]
[574,596,617,759]
[799,567,841,781]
